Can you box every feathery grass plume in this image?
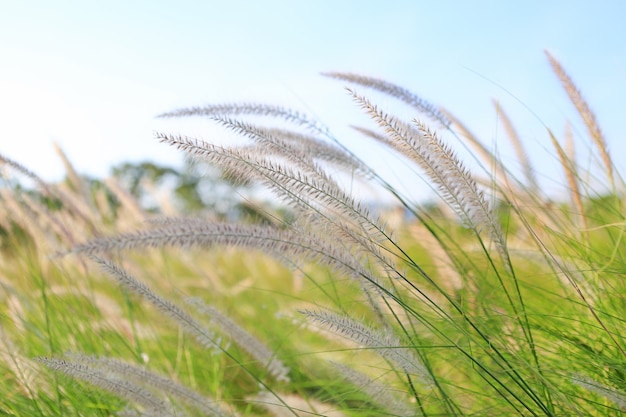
[348,92,559,395]
[299,309,431,386]
[69,220,386,294]
[348,89,506,257]
[223,124,375,189]
[351,90,472,224]
[545,50,614,187]
[322,72,451,128]
[161,110,416,249]
[89,218,383,328]
[157,102,331,138]
[304,215,398,278]
[76,257,300,416]
[493,100,539,194]
[349,123,433,185]
[36,356,177,416]
[185,297,290,382]
[64,353,230,417]
[548,129,588,233]
[263,127,376,179]
[67,220,311,256]
[439,108,519,200]
[291,215,398,327]
[571,374,626,411]
[88,255,221,352]
[349,123,443,210]
[156,132,391,246]
[331,361,415,417]
[414,120,504,245]
[208,117,349,197]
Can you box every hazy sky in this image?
[1,1,624,201]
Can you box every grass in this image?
[1,51,625,416]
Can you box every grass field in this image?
[1,52,625,416]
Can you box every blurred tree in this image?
[110,158,267,220]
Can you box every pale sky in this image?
[1,1,625,201]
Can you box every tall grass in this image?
[1,51,625,416]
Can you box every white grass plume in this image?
[36,356,177,416]
[63,353,230,417]
[348,89,506,260]
[155,132,391,248]
[331,361,416,417]
[89,255,221,352]
[571,374,626,411]
[157,133,371,217]
[69,220,388,295]
[493,100,539,194]
[263,127,375,179]
[322,72,451,128]
[440,108,510,186]
[299,309,431,386]
[548,129,588,233]
[211,117,374,183]
[186,297,290,382]
[545,51,613,187]
[157,102,330,138]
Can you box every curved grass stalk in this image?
[158,102,331,138]
[300,309,431,385]
[64,353,230,417]
[36,356,177,416]
[347,89,507,261]
[545,51,613,188]
[322,72,451,128]
[493,100,539,194]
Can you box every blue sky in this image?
[1,1,625,201]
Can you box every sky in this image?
[1,1,625,202]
